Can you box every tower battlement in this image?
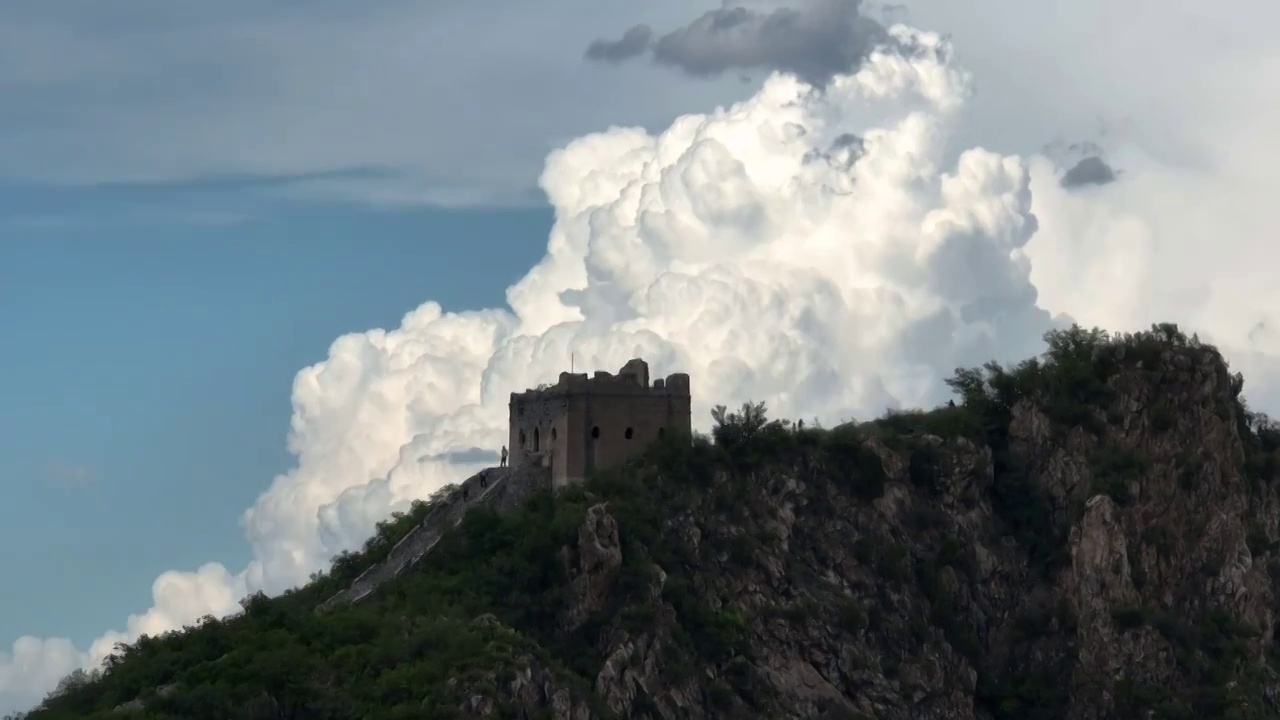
[508,358,692,488]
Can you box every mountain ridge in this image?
[19,322,1280,720]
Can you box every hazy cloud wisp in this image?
[44,462,97,491]
[584,24,653,63]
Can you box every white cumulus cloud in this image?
[4,12,1280,715]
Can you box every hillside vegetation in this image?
[15,323,1280,720]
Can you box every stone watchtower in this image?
[508,358,692,488]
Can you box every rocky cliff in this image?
[26,324,1280,720]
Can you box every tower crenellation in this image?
[507,358,692,488]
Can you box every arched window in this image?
[551,427,558,442]
[518,430,526,448]
[657,427,665,439]
[533,427,541,451]
[591,426,600,439]
[624,427,634,440]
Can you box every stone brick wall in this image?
[319,462,551,610]
[508,359,691,487]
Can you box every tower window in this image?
[624,427,634,440]
[591,426,600,439]
[533,428,540,451]
[551,427,557,441]
[657,427,665,439]
[519,430,526,447]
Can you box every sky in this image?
[0,201,547,648]
[3,0,1280,712]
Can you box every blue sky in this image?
[0,191,548,648]
[5,0,1279,713]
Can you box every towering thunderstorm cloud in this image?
[5,7,1280,713]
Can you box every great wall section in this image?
[318,462,551,611]
[319,357,684,611]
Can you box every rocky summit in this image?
[22,324,1280,720]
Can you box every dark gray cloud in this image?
[830,132,865,152]
[803,132,865,168]
[423,447,500,465]
[585,0,891,87]
[1060,155,1118,188]
[584,24,653,62]
[1248,318,1276,346]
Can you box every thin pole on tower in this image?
[571,353,575,374]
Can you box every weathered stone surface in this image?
[561,503,623,633]
[324,343,1280,719]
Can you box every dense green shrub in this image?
[820,425,887,502]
